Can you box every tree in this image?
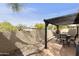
[34,23,45,29]
[16,24,27,31]
[7,3,21,12]
[59,25,68,30]
[0,21,17,31]
[35,23,56,30]
[48,25,54,30]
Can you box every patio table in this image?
[66,35,72,46]
[60,34,72,46]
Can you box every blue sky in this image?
[0,3,79,26]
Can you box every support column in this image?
[45,22,48,49]
[77,26,79,37]
[56,25,60,34]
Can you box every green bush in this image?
[0,22,17,32]
[34,23,55,30]
[35,23,45,29]
[59,25,68,30]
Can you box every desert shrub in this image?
[0,21,17,32]
[59,25,68,30]
[34,23,56,30]
[34,23,45,29]
[16,24,27,31]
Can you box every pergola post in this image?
[56,25,60,34]
[44,22,48,49]
[76,25,79,37]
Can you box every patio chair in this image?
[76,42,79,56]
[53,30,60,41]
[53,31,67,45]
[59,34,67,44]
[67,28,77,47]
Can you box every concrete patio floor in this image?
[30,39,76,56]
[43,42,76,56]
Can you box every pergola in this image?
[44,12,79,49]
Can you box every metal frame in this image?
[44,12,79,49]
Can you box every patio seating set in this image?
[44,12,79,55]
[59,33,76,47]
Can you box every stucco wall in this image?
[0,28,79,55]
[0,29,54,55]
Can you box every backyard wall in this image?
[0,28,79,55]
[0,29,54,55]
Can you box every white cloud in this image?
[42,8,79,19]
[0,4,79,27]
[22,7,37,13]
